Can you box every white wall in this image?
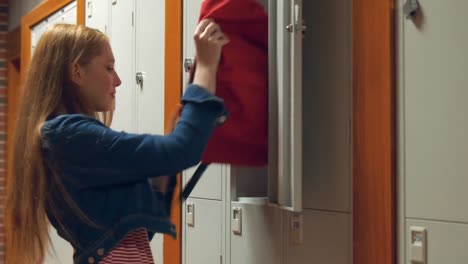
[8,0,43,30]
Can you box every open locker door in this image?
[268,0,303,213]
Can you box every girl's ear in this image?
[70,63,84,87]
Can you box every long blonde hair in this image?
[5,24,112,264]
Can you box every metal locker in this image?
[301,0,352,212]
[184,164,224,200]
[284,209,351,264]
[398,0,468,263]
[44,229,75,264]
[31,20,46,55]
[230,199,282,264]
[405,219,468,264]
[184,198,223,264]
[53,1,77,25]
[401,0,468,223]
[182,0,223,201]
[109,0,135,133]
[134,0,165,135]
[182,0,203,86]
[267,0,303,212]
[85,0,109,35]
[30,1,77,56]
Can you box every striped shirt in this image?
[99,228,155,264]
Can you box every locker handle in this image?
[232,207,242,235]
[184,57,194,73]
[136,72,145,88]
[186,202,194,227]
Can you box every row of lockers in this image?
[182,0,352,263]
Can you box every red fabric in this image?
[199,0,269,166]
[99,228,154,264]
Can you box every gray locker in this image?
[402,0,468,223]
[181,0,353,263]
[285,209,351,264]
[109,0,135,133]
[230,200,283,264]
[135,0,165,135]
[182,0,224,201]
[184,198,223,264]
[405,219,468,264]
[53,2,77,24]
[31,1,78,56]
[398,0,468,263]
[183,0,203,85]
[45,228,75,264]
[184,164,224,200]
[85,0,110,35]
[301,0,352,213]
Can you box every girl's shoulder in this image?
[43,114,103,131]
[41,114,106,144]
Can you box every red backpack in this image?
[181,0,269,200]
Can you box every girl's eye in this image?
[107,67,114,72]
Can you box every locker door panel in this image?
[85,0,109,35]
[405,219,468,264]
[31,1,77,56]
[230,201,282,264]
[110,0,135,132]
[185,198,222,264]
[285,209,351,264]
[59,5,77,24]
[45,226,74,263]
[182,0,223,201]
[183,0,203,76]
[184,164,223,200]
[301,0,352,212]
[31,21,47,55]
[268,0,303,212]
[135,0,165,135]
[403,0,468,222]
[51,1,77,25]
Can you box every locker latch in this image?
[290,213,303,245]
[136,71,145,87]
[184,57,194,73]
[232,207,242,235]
[286,3,306,35]
[186,202,195,227]
[403,0,420,19]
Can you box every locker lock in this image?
[186,203,195,227]
[184,58,194,73]
[136,72,145,87]
[286,23,306,34]
[232,207,242,235]
[404,0,420,19]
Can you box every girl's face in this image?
[71,41,122,112]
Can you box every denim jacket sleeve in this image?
[41,84,226,188]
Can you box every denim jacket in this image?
[40,84,225,264]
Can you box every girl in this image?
[6,20,228,264]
